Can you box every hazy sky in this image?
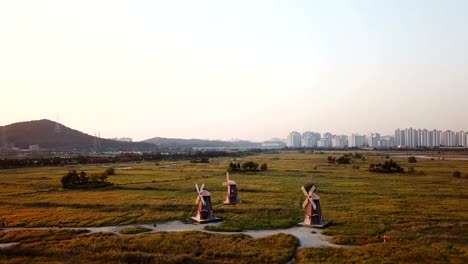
[1,1,467,141]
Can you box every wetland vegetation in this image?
[0,151,467,263]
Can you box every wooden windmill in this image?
[301,185,328,227]
[223,172,240,205]
[191,183,220,223]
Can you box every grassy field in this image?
[0,151,467,263]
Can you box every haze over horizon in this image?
[1,1,467,141]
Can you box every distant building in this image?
[111,137,133,142]
[29,144,40,151]
[348,134,365,148]
[378,136,395,148]
[301,131,320,147]
[331,136,348,148]
[441,130,456,146]
[456,131,466,147]
[317,138,331,148]
[286,131,302,148]
[367,133,381,148]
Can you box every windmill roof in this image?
[228,180,237,185]
[201,190,211,196]
[311,193,320,200]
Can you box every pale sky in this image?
[1,0,467,141]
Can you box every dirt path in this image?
[1,221,347,249]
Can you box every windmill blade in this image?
[200,194,206,206]
[226,172,230,182]
[195,195,200,205]
[309,185,316,194]
[301,186,308,197]
[200,183,205,192]
[311,199,317,210]
[195,183,200,193]
[302,197,309,208]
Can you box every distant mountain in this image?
[0,119,157,152]
[143,137,262,150]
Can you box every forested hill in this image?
[0,119,157,152]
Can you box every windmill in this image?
[191,183,219,223]
[223,172,240,205]
[301,185,328,227]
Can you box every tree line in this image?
[61,169,114,189]
[0,151,250,169]
[228,161,268,172]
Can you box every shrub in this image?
[369,159,404,174]
[408,156,417,163]
[61,170,111,188]
[105,167,115,175]
[260,163,268,171]
[228,162,241,172]
[407,166,415,174]
[336,156,351,164]
[100,172,108,182]
[453,170,462,178]
[242,161,259,171]
[354,153,364,159]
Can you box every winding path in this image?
[1,221,348,249]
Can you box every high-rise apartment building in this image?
[331,135,348,148]
[286,131,302,147]
[441,130,456,146]
[348,134,365,147]
[301,131,321,147]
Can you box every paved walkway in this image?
[1,221,349,249]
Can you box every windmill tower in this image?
[191,183,220,223]
[300,185,328,227]
[223,172,240,205]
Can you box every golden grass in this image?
[1,231,298,263]
[0,151,467,262]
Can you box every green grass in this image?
[0,151,467,262]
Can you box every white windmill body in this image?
[224,173,240,205]
[191,183,220,223]
[300,185,328,227]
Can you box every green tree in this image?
[242,161,259,171]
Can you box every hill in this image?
[143,137,262,150]
[0,119,157,152]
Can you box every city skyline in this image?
[286,127,467,148]
[1,1,467,141]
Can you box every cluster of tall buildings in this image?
[286,128,468,149]
[395,128,467,147]
[286,131,382,148]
